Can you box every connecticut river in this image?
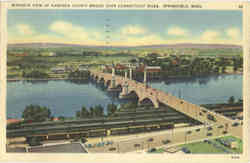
[7,74,242,118]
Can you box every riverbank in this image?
[7,74,242,118]
[7,78,89,81]
[7,72,242,82]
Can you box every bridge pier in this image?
[119,81,130,99]
[107,67,117,91]
[125,71,128,80]
[144,68,147,86]
[129,68,132,80]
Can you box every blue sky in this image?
[8,10,242,46]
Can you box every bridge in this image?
[90,69,242,139]
[7,69,242,144]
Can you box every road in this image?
[86,123,234,153]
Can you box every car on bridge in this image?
[218,125,224,128]
[207,127,213,131]
[162,139,171,144]
[181,147,191,154]
[232,122,239,127]
[109,147,116,151]
[207,114,217,122]
[207,133,213,136]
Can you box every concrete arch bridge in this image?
[90,69,240,139]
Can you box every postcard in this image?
[0,1,249,163]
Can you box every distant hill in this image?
[8,43,242,49]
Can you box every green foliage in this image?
[27,137,42,146]
[22,104,51,122]
[22,70,49,78]
[58,116,65,121]
[228,96,235,104]
[68,70,90,79]
[107,104,117,116]
[120,102,138,111]
[76,105,104,119]
[80,106,89,118]
[7,46,243,80]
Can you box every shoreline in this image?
[7,72,243,82]
[7,78,88,81]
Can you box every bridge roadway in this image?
[90,71,242,139]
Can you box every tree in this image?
[237,98,243,104]
[81,137,88,144]
[107,104,117,116]
[58,116,65,121]
[222,66,226,73]
[89,107,95,117]
[93,105,104,117]
[22,70,49,78]
[76,111,81,118]
[22,104,51,122]
[120,102,137,111]
[81,106,89,118]
[27,137,42,146]
[228,96,235,104]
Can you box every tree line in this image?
[75,104,118,119]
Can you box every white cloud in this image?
[226,28,241,40]
[201,30,220,41]
[8,22,242,46]
[16,24,35,35]
[121,25,147,35]
[116,34,166,46]
[49,21,88,39]
[167,26,189,36]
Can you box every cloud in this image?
[49,21,88,39]
[201,30,220,41]
[121,25,147,35]
[226,28,241,40]
[16,24,35,35]
[8,22,242,46]
[115,34,166,46]
[167,26,189,36]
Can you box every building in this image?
[136,65,162,80]
[41,52,56,57]
[230,141,238,149]
[51,67,65,74]
[7,119,22,124]
[78,65,89,71]
[136,65,161,73]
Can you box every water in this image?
[7,74,242,118]
[149,74,242,105]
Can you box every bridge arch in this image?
[139,97,159,109]
[94,75,99,81]
[99,77,105,84]
[126,90,140,103]
[116,84,123,91]
[105,80,111,87]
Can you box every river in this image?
[7,74,242,118]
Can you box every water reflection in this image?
[7,74,242,118]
